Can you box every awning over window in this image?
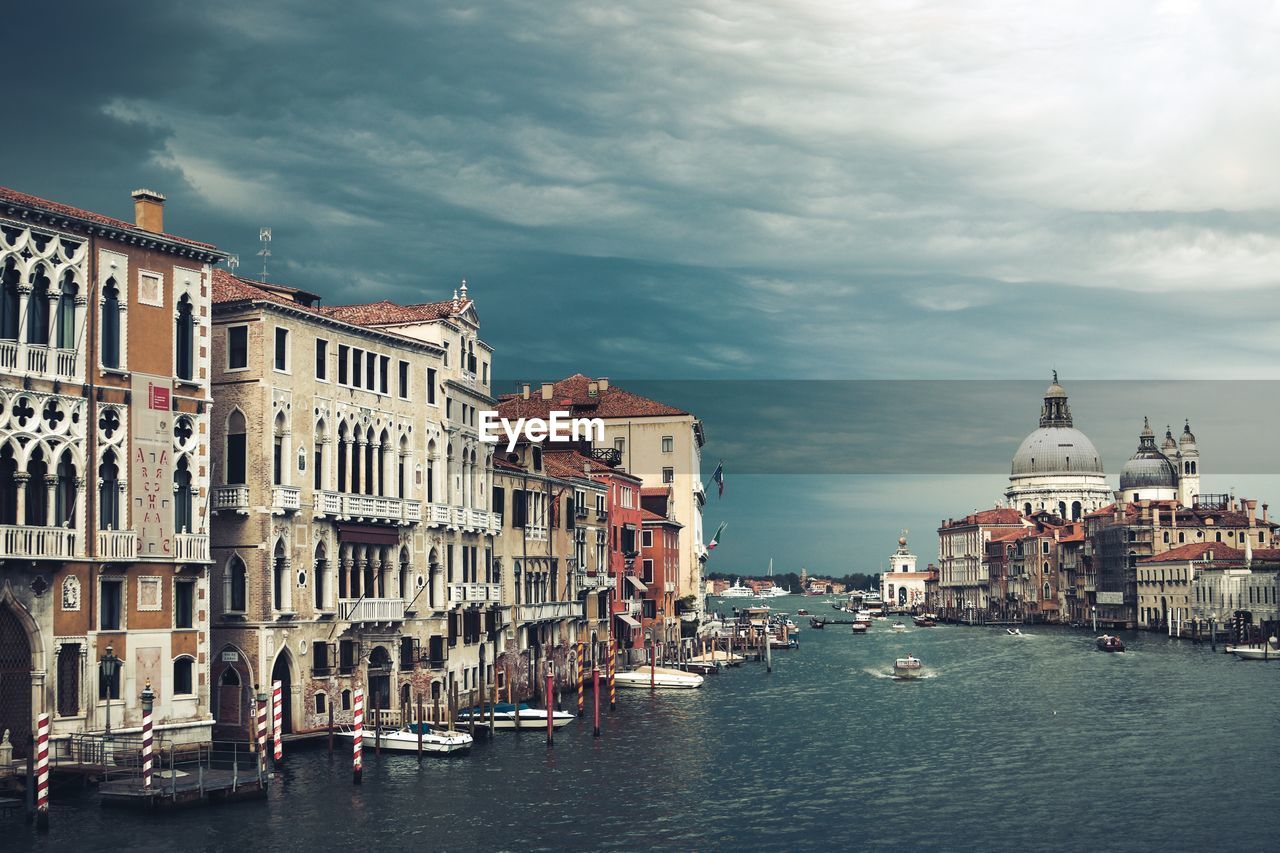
[625,575,648,593]
[615,614,642,630]
[336,523,401,545]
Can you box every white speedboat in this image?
[893,655,923,679]
[335,724,473,754]
[890,622,907,632]
[456,702,576,729]
[1227,645,1280,661]
[614,666,705,689]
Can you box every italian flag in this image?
[707,521,727,552]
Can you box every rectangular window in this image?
[642,559,654,583]
[339,639,357,674]
[643,530,653,548]
[367,353,376,390]
[398,360,410,398]
[492,486,505,516]
[351,349,363,388]
[100,579,123,631]
[313,641,332,675]
[662,436,674,453]
[227,325,248,370]
[662,467,674,484]
[614,437,625,453]
[380,355,390,394]
[314,446,323,490]
[315,339,328,380]
[338,344,349,384]
[175,580,195,629]
[274,327,289,371]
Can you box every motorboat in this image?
[851,622,869,634]
[1095,635,1125,653]
[809,617,825,629]
[456,703,575,730]
[335,723,473,754]
[614,666,705,689]
[893,655,923,678]
[1226,644,1280,661]
[796,609,810,616]
[721,579,755,598]
[891,622,907,633]
[769,635,798,649]
[1006,628,1024,636]
[913,616,937,627]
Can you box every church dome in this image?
[1119,417,1178,490]
[1009,373,1104,477]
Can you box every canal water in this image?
[13,596,1280,851]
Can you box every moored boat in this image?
[913,616,936,627]
[809,617,825,629]
[1227,644,1280,661]
[335,724,473,754]
[893,655,923,678]
[1096,635,1125,653]
[614,666,705,689]
[456,703,575,730]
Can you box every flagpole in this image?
[702,459,725,494]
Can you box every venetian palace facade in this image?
[0,187,226,758]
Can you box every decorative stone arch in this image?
[269,645,297,734]
[211,642,253,737]
[0,582,45,758]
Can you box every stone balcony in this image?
[579,572,613,591]
[448,582,501,605]
[211,485,250,514]
[174,533,210,563]
[0,341,80,382]
[338,597,406,623]
[0,524,80,560]
[318,491,421,526]
[271,485,301,515]
[97,530,137,561]
[516,600,583,623]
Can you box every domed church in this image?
[1118,418,1200,506]
[1005,373,1112,520]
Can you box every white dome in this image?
[1011,427,1104,477]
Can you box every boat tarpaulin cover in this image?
[625,575,648,593]
[615,614,642,630]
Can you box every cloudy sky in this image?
[13,1,1280,574]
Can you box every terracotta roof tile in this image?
[319,298,470,326]
[496,374,688,420]
[211,269,325,315]
[0,186,219,250]
[1140,542,1244,563]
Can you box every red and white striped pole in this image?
[140,679,155,791]
[34,712,49,831]
[272,680,283,762]
[576,641,585,714]
[608,636,616,710]
[352,687,364,785]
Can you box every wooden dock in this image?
[99,767,267,809]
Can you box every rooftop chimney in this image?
[598,377,609,391]
[521,383,531,400]
[541,382,554,401]
[131,189,166,233]
[588,381,598,397]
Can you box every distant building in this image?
[880,532,929,610]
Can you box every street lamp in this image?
[140,678,155,715]
[99,645,120,736]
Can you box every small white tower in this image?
[1178,420,1200,507]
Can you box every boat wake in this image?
[862,667,938,681]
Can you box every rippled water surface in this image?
[14,596,1280,851]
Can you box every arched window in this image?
[1071,501,1081,521]
[27,264,50,345]
[365,427,376,496]
[398,435,409,499]
[175,294,194,380]
[273,412,287,485]
[337,423,349,492]
[0,442,18,524]
[399,547,410,599]
[1023,503,1032,517]
[0,257,19,340]
[26,446,48,525]
[173,656,194,695]
[1043,581,1051,600]
[55,272,77,349]
[342,689,352,711]
[378,428,390,496]
[273,539,290,612]
[227,555,247,613]
[101,278,121,368]
[174,456,193,533]
[314,542,328,610]
[315,692,327,715]
[225,410,247,484]
[54,450,76,526]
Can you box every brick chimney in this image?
[540,382,554,400]
[598,377,609,391]
[521,383,531,400]
[131,189,166,233]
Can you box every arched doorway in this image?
[898,587,907,606]
[271,652,294,735]
[0,603,33,757]
[217,666,243,725]
[367,646,392,717]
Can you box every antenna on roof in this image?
[257,227,272,282]
[227,254,240,275]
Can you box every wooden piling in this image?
[416,693,423,759]
[328,701,334,756]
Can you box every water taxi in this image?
[891,622,907,633]
[614,666,705,689]
[1226,644,1280,661]
[893,655,923,678]
[456,703,575,730]
[1095,635,1125,653]
[335,724,473,754]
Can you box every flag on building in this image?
[707,521,727,551]
[711,461,724,498]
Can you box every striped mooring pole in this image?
[272,680,284,762]
[256,688,268,777]
[352,687,364,785]
[576,641,585,714]
[140,679,155,791]
[35,712,49,831]
[608,637,616,710]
